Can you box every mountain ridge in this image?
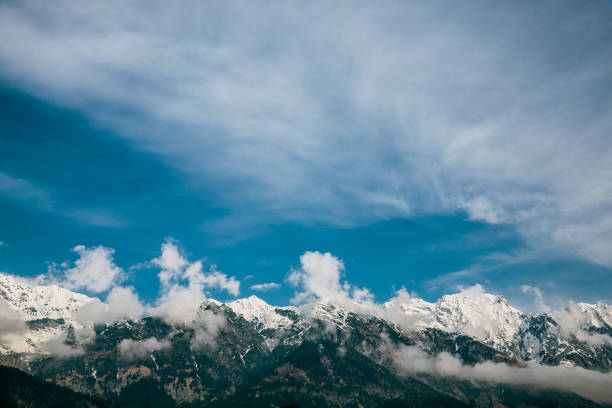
[1,271,612,407]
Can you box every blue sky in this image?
[0,1,611,310]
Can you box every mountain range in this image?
[1,272,611,407]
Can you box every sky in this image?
[0,0,611,311]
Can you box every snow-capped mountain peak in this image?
[559,302,612,330]
[0,272,92,320]
[0,272,94,354]
[226,295,295,330]
[433,290,524,353]
[1,271,611,370]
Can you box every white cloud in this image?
[0,299,26,347]
[0,172,48,201]
[149,239,240,325]
[192,309,226,349]
[388,343,612,404]
[39,333,84,358]
[250,282,281,292]
[187,265,240,297]
[520,285,551,314]
[152,239,240,296]
[41,245,125,293]
[553,302,612,346]
[149,285,207,325]
[287,251,377,308]
[76,286,145,325]
[287,251,348,304]
[152,239,188,288]
[459,196,510,225]
[0,173,124,227]
[351,286,375,303]
[118,337,170,360]
[0,2,611,270]
[105,286,145,320]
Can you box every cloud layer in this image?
[118,337,170,360]
[389,343,612,404]
[0,299,26,348]
[0,1,611,269]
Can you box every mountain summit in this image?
[1,273,611,407]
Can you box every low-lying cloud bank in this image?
[388,344,612,404]
[118,337,170,360]
[0,299,26,348]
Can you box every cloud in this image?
[388,343,612,404]
[149,239,240,325]
[41,245,125,293]
[75,286,145,340]
[152,239,188,288]
[520,285,551,314]
[191,309,226,349]
[39,333,84,358]
[0,172,48,201]
[153,239,240,296]
[77,286,145,324]
[0,172,124,227]
[62,209,125,228]
[0,299,27,347]
[287,251,348,304]
[187,265,240,297]
[149,285,207,325]
[459,196,510,225]
[0,2,611,270]
[287,251,378,309]
[351,286,375,303]
[250,282,281,292]
[553,302,612,346]
[118,337,170,360]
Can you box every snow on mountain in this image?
[433,290,524,354]
[553,302,612,345]
[381,287,612,368]
[1,270,611,368]
[226,295,295,331]
[0,272,93,353]
[558,302,612,332]
[382,286,524,354]
[0,272,92,320]
[223,287,612,364]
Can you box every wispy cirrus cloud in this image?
[250,282,281,292]
[0,1,611,270]
[0,172,124,227]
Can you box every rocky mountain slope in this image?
[1,272,611,407]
